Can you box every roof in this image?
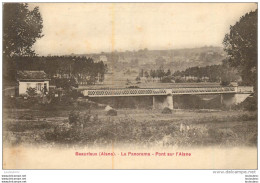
[17,71,50,81]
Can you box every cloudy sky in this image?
[31,3,257,55]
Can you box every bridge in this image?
[82,86,254,109]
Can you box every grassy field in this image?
[3,106,257,148]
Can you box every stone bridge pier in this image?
[153,89,173,110]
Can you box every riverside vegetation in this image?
[3,99,257,147]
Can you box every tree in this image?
[166,69,171,76]
[155,57,166,68]
[139,69,144,77]
[144,71,149,78]
[3,3,43,57]
[126,79,131,85]
[156,67,165,81]
[161,76,172,83]
[223,9,257,88]
[150,70,156,79]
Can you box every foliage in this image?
[155,56,166,67]
[144,71,149,78]
[4,107,257,146]
[126,79,131,85]
[162,107,172,114]
[156,67,165,80]
[150,69,156,79]
[161,76,172,83]
[5,56,106,86]
[173,61,240,84]
[67,90,84,99]
[223,9,257,89]
[149,68,166,81]
[139,69,144,77]
[242,96,257,111]
[26,87,37,97]
[68,110,80,125]
[165,69,171,76]
[53,78,78,90]
[3,3,43,57]
[68,110,97,127]
[233,94,257,111]
[107,109,118,116]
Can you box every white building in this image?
[99,55,108,63]
[17,71,50,96]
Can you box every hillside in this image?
[74,46,226,72]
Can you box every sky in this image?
[31,3,257,56]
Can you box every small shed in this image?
[17,71,50,95]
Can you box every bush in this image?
[68,110,80,125]
[3,96,16,108]
[67,90,83,99]
[161,76,172,83]
[241,95,257,111]
[221,80,230,86]
[44,123,81,143]
[18,113,34,120]
[127,86,140,88]
[53,78,78,90]
[107,109,117,116]
[162,107,172,114]
[174,78,183,83]
[233,95,257,111]
[26,87,37,97]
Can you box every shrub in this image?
[3,96,16,108]
[174,78,184,83]
[107,109,117,116]
[241,95,257,111]
[53,78,78,90]
[127,86,140,88]
[18,113,34,120]
[221,80,230,86]
[162,107,172,114]
[232,95,257,111]
[248,133,257,146]
[67,90,83,99]
[161,76,172,83]
[26,87,37,97]
[217,128,237,139]
[44,123,81,143]
[68,110,80,125]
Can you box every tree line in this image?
[172,60,240,84]
[139,68,171,80]
[138,61,240,84]
[4,56,107,87]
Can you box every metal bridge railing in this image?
[84,88,167,97]
[83,86,240,97]
[171,87,235,94]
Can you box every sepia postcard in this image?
[2,2,258,170]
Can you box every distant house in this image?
[17,71,50,96]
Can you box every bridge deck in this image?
[82,86,253,97]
